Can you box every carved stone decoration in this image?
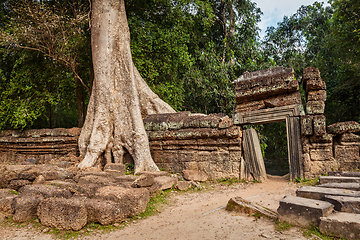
[241,129,267,182]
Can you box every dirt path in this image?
[0,177,310,240]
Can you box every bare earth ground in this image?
[0,177,312,240]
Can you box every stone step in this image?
[319,212,360,240]
[277,195,333,227]
[329,171,360,178]
[319,182,360,191]
[319,176,360,184]
[296,186,360,200]
[324,195,360,214]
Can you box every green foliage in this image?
[125,163,135,175]
[9,189,18,195]
[302,225,345,240]
[274,220,294,232]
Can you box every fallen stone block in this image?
[85,198,126,225]
[324,195,360,214]
[319,183,360,191]
[94,186,149,217]
[104,163,126,172]
[115,175,139,182]
[226,196,277,219]
[8,180,32,191]
[329,171,360,177]
[38,197,87,230]
[183,170,208,182]
[104,169,125,178]
[12,194,44,222]
[0,189,17,213]
[153,176,178,190]
[77,175,116,186]
[327,121,360,135]
[175,181,191,191]
[131,174,154,188]
[73,184,102,198]
[18,184,72,199]
[319,176,360,184]
[319,212,360,240]
[296,186,360,200]
[277,195,333,227]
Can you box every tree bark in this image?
[77,0,175,173]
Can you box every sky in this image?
[253,0,330,38]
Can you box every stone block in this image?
[303,67,320,81]
[320,183,360,191]
[306,101,325,115]
[234,67,293,87]
[175,181,191,191]
[85,198,125,225]
[0,189,17,213]
[153,176,178,190]
[183,170,208,182]
[334,145,359,161]
[167,111,191,130]
[94,186,149,217]
[19,184,72,199]
[319,212,360,240]
[319,176,360,184]
[329,171,360,177]
[306,79,326,92]
[313,115,326,136]
[296,186,360,200]
[104,163,126,172]
[303,153,311,172]
[327,121,360,135]
[227,196,277,219]
[104,169,125,178]
[307,90,327,101]
[263,91,301,108]
[309,133,333,143]
[235,100,265,112]
[324,195,360,213]
[8,180,32,191]
[338,133,360,143]
[301,115,313,135]
[12,194,44,222]
[277,195,333,227]
[218,116,234,129]
[182,114,207,128]
[37,197,87,230]
[77,175,117,186]
[309,147,332,161]
[131,174,154,188]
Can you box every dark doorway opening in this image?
[260,121,289,176]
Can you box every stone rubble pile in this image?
[278,171,360,240]
[0,161,207,230]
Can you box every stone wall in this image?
[0,128,80,164]
[144,112,242,179]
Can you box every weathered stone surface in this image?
[329,171,360,177]
[301,115,313,135]
[319,212,360,240]
[175,181,191,191]
[327,121,360,135]
[25,158,39,165]
[320,182,360,191]
[226,196,277,219]
[309,160,339,177]
[46,180,81,194]
[131,174,154,188]
[296,186,360,200]
[277,195,333,227]
[319,176,360,184]
[235,100,265,113]
[264,92,301,108]
[313,115,326,136]
[183,170,208,182]
[115,175,139,182]
[94,186,149,217]
[167,111,192,130]
[307,90,327,101]
[306,101,325,115]
[77,175,116,186]
[104,169,125,178]
[218,116,234,129]
[0,189,17,213]
[334,145,360,161]
[104,163,126,172]
[73,184,102,198]
[153,176,178,190]
[309,147,333,161]
[235,80,299,102]
[137,171,169,177]
[337,133,360,143]
[19,184,72,198]
[38,197,87,230]
[85,198,125,225]
[303,67,321,81]
[324,195,360,213]
[143,112,191,131]
[309,133,333,143]
[12,194,44,222]
[306,79,326,92]
[8,180,32,191]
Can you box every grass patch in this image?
[302,225,345,240]
[9,189,18,195]
[295,177,319,186]
[274,220,293,232]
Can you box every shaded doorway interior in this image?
[260,121,289,176]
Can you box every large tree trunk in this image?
[77,0,175,173]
